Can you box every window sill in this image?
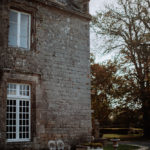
[7,139,31,143]
[7,47,34,56]
[6,140,33,148]
[8,46,30,51]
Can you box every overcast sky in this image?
[90,0,109,15]
[89,0,116,62]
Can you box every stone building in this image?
[0,0,91,149]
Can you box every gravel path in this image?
[120,140,150,150]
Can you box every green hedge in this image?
[100,128,143,135]
[84,143,103,148]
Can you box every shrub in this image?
[84,143,103,148]
[100,128,143,135]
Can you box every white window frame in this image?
[7,83,31,142]
[8,9,31,50]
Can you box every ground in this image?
[120,140,150,150]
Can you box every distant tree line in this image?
[91,56,143,129]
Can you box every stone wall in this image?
[0,0,91,149]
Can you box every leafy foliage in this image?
[92,0,150,137]
[91,58,142,128]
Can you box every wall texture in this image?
[0,0,91,149]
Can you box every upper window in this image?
[8,10,31,50]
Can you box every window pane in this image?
[20,13,30,49]
[10,11,17,22]
[7,83,30,141]
[20,84,30,96]
[6,99,16,140]
[8,11,18,47]
[7,83,17,95]
[19,100,30,139]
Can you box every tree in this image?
[92,0,150,137]
[112,106,143,128]
[91,59,133,127]
[91,62,111,127]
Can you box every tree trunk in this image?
[142,93,150,138]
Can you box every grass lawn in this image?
[104,144,139,150]
[103,134,143,140]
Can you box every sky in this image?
[89,0,110,15]
[89,0,116,63]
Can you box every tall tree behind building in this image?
[92,0,150,137]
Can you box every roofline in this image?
[34,0,91,20]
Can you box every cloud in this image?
[90,0,115,15]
